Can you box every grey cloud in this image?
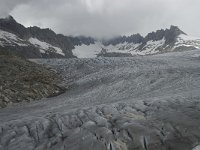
[0,0,32,17]
[0,0,200,38]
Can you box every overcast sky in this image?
[0,0,200,38]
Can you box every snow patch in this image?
[174,34,200,50]
[29,38,65,56]
[0,29,28,46]
[73,42,102,58]
[73,42,142,58]
[141,38,165,55]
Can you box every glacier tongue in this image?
[1,49,200,149]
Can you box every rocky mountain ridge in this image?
[0,16,94,58]
[0,16,200,58]
[102,25,185,46]
[73,26,200,58]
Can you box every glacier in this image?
[0,49,200,149]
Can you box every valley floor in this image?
[1,50,200,150]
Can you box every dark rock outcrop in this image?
[102,34,144,46]
[0,49,66,108]
[97,48,133,57]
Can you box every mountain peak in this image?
[6,15,15,20]
[169,25,186,35]
[143,25,186,44]
[1,15,16,23]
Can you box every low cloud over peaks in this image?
[1,0,200,38]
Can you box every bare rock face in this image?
[97,48,133,57]
[0,49,66,108]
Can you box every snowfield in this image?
[1,49,200,150]
[174,34,200,50]
[72,41,161,58]
[73,42,102,58]
[0,30,28,47]
[29,38,65,55]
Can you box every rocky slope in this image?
[0,49,66,108]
